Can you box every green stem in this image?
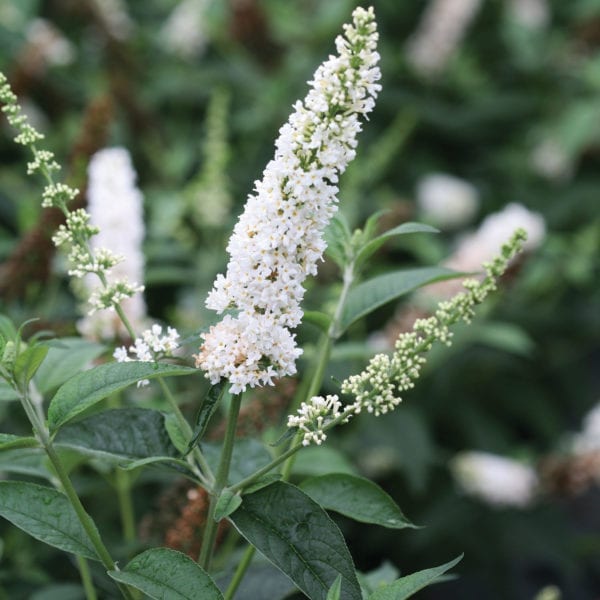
[17,392,135,600]
[115,468,136,544]
[76,555,98,600]
[158,377,215,485]
[198,393,242,571]
[224,545,256,600]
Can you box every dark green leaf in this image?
[300,474,415,529]
[0,448,49,478]
[355,222,439,269]
[108,547,223,599]
[0,481,99,560]
[34,338,105,394]
[204,438,272,485]
[185,382,226,456]
[0,433,39,451]
[55,408,177,463]
[340,267,460,334]
[368,555,463,600]
[217,562,298,600]
[48,361,197,432]
[120,456,193,472]
[230,481,362,600]
[14,344,48,390]
[243,474,282,494]
[30,583,85,600]
[214,489,242,521]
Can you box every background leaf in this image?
[108,547,223,599]
[34,337,105,395]
[0,433,38,450]
[230,481,362,600]
[47,361,197,432]
[368,555,463,600]
[340,267,461,333]
[13,344,48,390]
[300,473,416,529]
[0,481,99,560]
[204,438,272,484]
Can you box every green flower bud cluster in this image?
[341,229,528,415]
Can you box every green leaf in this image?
[55,408,177,463]
[217,562,298,600]
[368,555,463,600]
[120,456,193,472]
[326,575,343,600]
[108,547,223,599]
[0,448,49,478]
[214,489,242,521]
[30,583,85,600]
[355,222,439,269]
[325,215,352,268]
[300,474,415,529]
[14,344,48,390]
[48,361,197,432]
[0,433,39,451]
[230,481,362,600]
[34,338,105,395]
[243,473,282,494]
[339,267,460,334]
[358,562,400,597]
[292,445,357,477]
[165,412,189,454]
[0,481,99,560]
[303,311,333,333]
[185,382,226,456]
[204,438,272,485]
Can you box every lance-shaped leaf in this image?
[339,266,460,334]
[55,408,177,463]
[300,473,416,529]
[48,361,197,432]
[108,547,223,599]
[14,344,48,391]
[355,222,439,270]
[368,555,463,600]
[0,481,99,560]
[204,438,272,485]
[230,481,362,600]
[185,382,226,456]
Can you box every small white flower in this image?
[287,395,342,446]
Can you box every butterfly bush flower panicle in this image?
[196,7,381,393]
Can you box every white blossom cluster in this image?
[114,324,180,387]
[341,230,527,416]
[406,0,483,77]
[77,148,147,339]
[287,395,342,446]
[451,451,538,508]
[196,7,381,393]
